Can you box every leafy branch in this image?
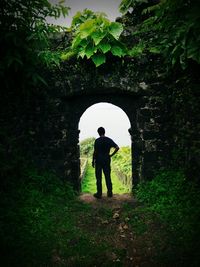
[118,0,200,69]
[1,0,70,88]
[61,9,127,67]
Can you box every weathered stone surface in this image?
[11,52,174,190]
[143,131,161,140]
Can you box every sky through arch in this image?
[79,102,131,147]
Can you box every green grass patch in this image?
[0,166,131,267]
[134,169,200,266]
[81,160,130,194]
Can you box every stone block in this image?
[134,140,144,151]
[145,140,157,152]
[144,122,160,132]
[151,108,161,116]
[137,113,151,123]
[139,107,151,117]
[143,131,162,140]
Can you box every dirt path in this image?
[79,193,137,209]
[77,193,165,267]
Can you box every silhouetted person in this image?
[92,127,119,199]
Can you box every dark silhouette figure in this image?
[92,127,119,199]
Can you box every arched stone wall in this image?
[24,56,171,191]
[63,93,141,191]
[55,88,167,191]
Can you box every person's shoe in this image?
[93,193,102,199]
[107,192,113,197]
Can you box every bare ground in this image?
[77,193,168,267]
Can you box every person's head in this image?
[97,127,105,136]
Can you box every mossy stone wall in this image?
[28,55,172,191]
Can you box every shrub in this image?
[135,169,200,263]
[0,168,76,266]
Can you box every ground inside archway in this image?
[81,159,132,195]
[65,193,167,267]
[79,193,135,209]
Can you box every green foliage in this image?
[80,137,95,158]
[92,54,106,67]
[81,160,130,194]
[1,0,69,89]
[61,9,126,67]
[150,0,200,69]
[80,140,131,193]
[135,169,200,263]
[128,43,146,57]
[81,146,132,193]
[112,146,132,188]
[1,165,126,266]
[119,0,200,69]
[71,9,107,30]
[0,167,76,266]
[119,0,148,14]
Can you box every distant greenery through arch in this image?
[80,138,132,194]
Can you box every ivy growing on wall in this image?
[61,9,127,67]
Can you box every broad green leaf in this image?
[109,22,123,40]
[79,19,96,38]
[91,54,106,67]
[78,49,86,59]
[91,31,106,45]
[98,42,111,53]
[85,44,95,59]
[72,36,88,49]
[111,45,124,57]
[96,16,110,27]
[72,35,82,48]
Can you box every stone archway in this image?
[63,92,143,191]
[30,53,170,192]
[9,52,172,192]
[30,84,167,192]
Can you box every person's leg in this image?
[103,162,113,197]
[95,163,102,197]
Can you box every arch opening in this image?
[78,102,132,195]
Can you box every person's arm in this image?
[110,146,119,157]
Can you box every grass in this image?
[2,166,200,266]
[0,168,123,267]
[81,160,131,194]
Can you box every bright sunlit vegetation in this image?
[61,9,126,66]
[80,137,132,194]
[81,160,130,194]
